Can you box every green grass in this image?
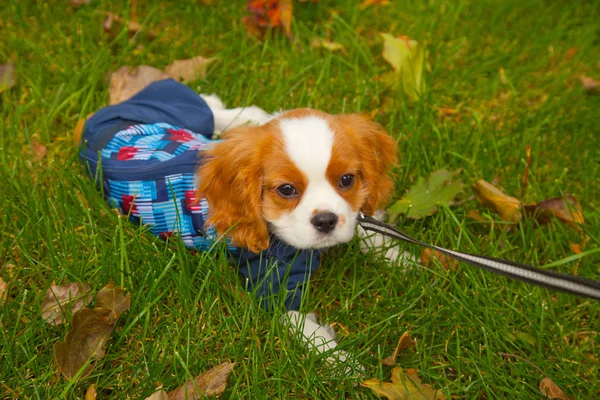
[1,0,599,398]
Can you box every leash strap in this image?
[357,213,600,300]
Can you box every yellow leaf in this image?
[85,384,97,400]
[380,33,425,101]
[473,179,521,223]
[361,367,447,399]
[382,332,413,366]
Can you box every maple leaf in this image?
[362,367,447,399]
[245,0,293,39]
[388,169,464,220]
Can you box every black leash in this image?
[357,213,600,301]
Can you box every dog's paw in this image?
[327,350,366,380]
[238,105,271,126]
[200,93,226,110]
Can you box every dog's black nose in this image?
[311,212,338,234]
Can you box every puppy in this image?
[80,79,402,373]
[198,98,400,368]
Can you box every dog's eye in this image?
[338,174,355,189]
[276,184,299,198]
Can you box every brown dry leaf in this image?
[241,15,264,39]
[420,249,459,271]
[539,377,570,400]
[436,108,459,117]
[0,277,7,304]
[0,61,16,92]
[164,56,216,83]
[579,76,599,95]
[245,0,294,39]
[360,0,391,9]
[168,362,236,399]
[109,65,170,105]
[85,384,98,400]
[473,179,521,223]
[98,11,156,40]
[54,308,116,379]
[361,367,447,399]
[311,38,347,54]
[524,194,584,226]
[71,0,90,8]
[144,390,169,400]
[31,139,48,162]
[41,282,93,326]
[95,282,130,320]
[382,332,413,366]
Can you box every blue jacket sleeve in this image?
[235,238,322,311]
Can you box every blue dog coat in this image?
[80,79,320,310]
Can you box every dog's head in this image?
[197,109,397,253]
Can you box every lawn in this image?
[1,0,599,398]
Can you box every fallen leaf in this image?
[85,384,97,400]
[388,169,464,220]
[360,0,391,9]
[539,377,570,400]
[507,331,537,347]
[420,249,459,271]
[473,179,521,223]
[168,362,236,399]
[54,308,116,379]
[570,243,582,254]
[579,76,599,95]
[361,367,447,399]
[164,56,216,83]
[144,390,169,400]
[31,139,48,162]
[71,0,90,8]
[382,332,413,366]
[241,15,265,39]
[564,47,578,60]
[109,65,170,105]
[95,282,130,320]
[524,194,584,226]
[380,33,425,101]
[97,11,156,40]
[466,209,487,222]
[245,0,294,39]
[41,282,93,326]
[436,107,459,117]
[311,38,346,54]
[0,277,7,304]
[0,62,16,93]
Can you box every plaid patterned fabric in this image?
[101,122,233,250]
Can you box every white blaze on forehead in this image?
[279,116,333,178]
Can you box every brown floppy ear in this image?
[196,126,270,253]
[338,114,398,216]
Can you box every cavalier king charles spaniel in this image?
[198,94,404,371]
